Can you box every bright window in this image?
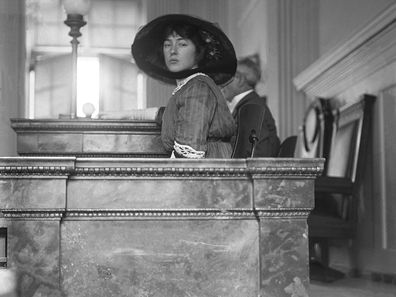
[77,57,100,118]
[26,0,146,119]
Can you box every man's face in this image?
[221,75,239,102]
[237,63,260,87]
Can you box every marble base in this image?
[62,220,258,297]
[0,157,323,297]
[7,220,62,297]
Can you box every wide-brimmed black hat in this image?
[131,14,237,85]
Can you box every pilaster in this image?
[267,0,319,139]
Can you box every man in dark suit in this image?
[222,57,280,157]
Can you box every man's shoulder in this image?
[240,91,267,107]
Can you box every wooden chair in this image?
[277,135,297,157]
[298,98,334,164]
[308,94,376,282]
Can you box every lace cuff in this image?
[173,141,205,159]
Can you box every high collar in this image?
[172,73,208,95]
[227,89,254,113]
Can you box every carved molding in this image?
[0,166,73,176]
[65,208,311,219]
[10,119,161,133]
[249,165,323,177]
[73,166,249,177]
[1,209,64,219]
[19,153,169,158]
[294,3,396,98]
[0,208,312,219]
[73,165,323,177]
[0,157,324,177]
[0,157,75,176]
[0,208,311,219]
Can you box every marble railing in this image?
[0,157,323,297]
[11,118,169,158]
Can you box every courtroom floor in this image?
[310,277,396,297]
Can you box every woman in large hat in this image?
[132,14,237,158]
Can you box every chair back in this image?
[298,98,334,170]
[308,94,376,281]
[277,135,297,157]
[325,95,375,181]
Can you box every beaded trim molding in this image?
[1,208,312,219]
[0,165,74,176]
[0,164,323,177]
[72,166,322,177]
[0,209,63,219]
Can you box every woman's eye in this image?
[163,42,171,48]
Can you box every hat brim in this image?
[131,14,237,85]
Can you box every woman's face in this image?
[163,32,198,72]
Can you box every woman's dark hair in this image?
[160,22,207,67]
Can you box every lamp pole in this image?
[64,14,86,118]
[62,0,91,119]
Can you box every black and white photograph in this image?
[0,0,396,296]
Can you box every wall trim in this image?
[293,3,396,99]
